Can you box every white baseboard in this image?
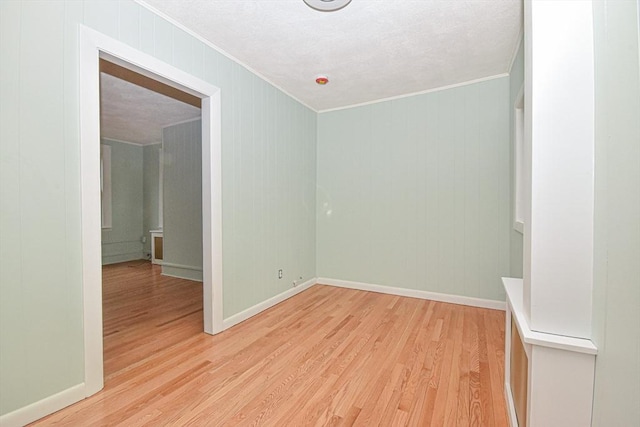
[101,252,145,265]
[161,262,203,282]
[222,277,317,330]
[317,277,506,311]
[1,277,504,426]
[0,383,85,427]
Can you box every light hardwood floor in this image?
[33,261,508,426]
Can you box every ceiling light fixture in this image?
[315,76,329,85]
[303,0,352,12]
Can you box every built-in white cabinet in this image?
[504,1,598,425]
[503,278,596,427]
[150,230,163,265]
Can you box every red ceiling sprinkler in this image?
[315,75,329,85]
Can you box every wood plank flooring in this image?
[32,261,508,426]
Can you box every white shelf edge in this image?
[502,277,597,355]
[513,220,524,234]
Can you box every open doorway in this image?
[80,26,223,397]
[98,59,203,379]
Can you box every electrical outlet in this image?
[278,269,283,279]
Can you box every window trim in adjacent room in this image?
[514,86,525,234]
[100,144,112,229]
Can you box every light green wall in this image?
[317,77,511,301]
[162,120,203,281]
[0,1,84,414]
[509,38,524,279]
[142,144,161,257]
[222,78,317,317]
[0,0,316,416]
[100,139,144,264]
[591,1,640,425]
[102,140,160,262]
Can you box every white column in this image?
[524,0,595,339]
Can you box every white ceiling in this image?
[100,72,201,145]
[141,0,523,112]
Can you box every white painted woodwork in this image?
[0,384,86,427]
[80,25,224,400]
[150,230,163,265]
[504,278,596,355]
[508,36,525,280]
[79,24,106,398]
[528,346,595,427]
[503,278,596,427]
[222,278,317,329]
[513,87,524,235]
[524,0,595,339]
[319,278,506,311]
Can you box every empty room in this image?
[0,1,638,427]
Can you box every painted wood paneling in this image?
[0,0,26,415]
[317,77,511,302]
[591,1,640,425]
[23,0,74,406]
[118,0,140,50]
[162,120,203,278]
[139,5,155,56]
[142,144,161,256]
[0,0,317,417]
[100,139,144,265]
[153,14,173,65]
[83,0,118,40]
[221,68,317,317]
[1,0,85,416]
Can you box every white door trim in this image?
[79,25,223,396]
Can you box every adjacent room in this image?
[98,59,205,378]
[0,1,638,426]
